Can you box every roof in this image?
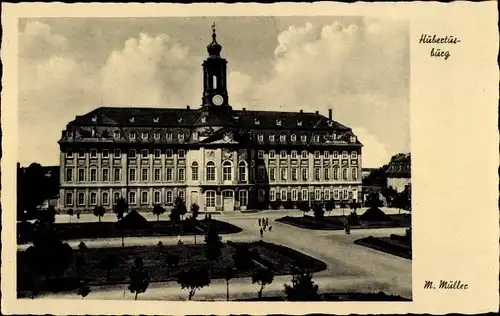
[385,153,411,178]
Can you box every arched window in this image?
[213,75,217,89]
[342,168,348,180]
[238,161,247,182]
[333,167,339,180]
[351,167,358,181]
[206,161,216,181]
[239,190,248,206]
[223,161,232,181]
[191,162,199,181]
[206,190,216,207]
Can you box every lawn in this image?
[276,214,410,231]
[17,218,242,244]
[237,292,410,301]
[17,241,327,295]
[354,235,412,260]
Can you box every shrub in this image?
[347,211,360,225]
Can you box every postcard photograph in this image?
[13,15,411,302]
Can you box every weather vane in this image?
[211,22,216,33]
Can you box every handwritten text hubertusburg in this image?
[419,34,462,61]
[424,280,469,290]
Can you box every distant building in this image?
[19,164,60,210]
[385,153,411,193]
[362,168,378,179]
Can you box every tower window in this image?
[213,75,217,89]
[254,118,260,125]
[276,119,282,126]
[297,120,302,126]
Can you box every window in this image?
[141,191,148,204]
[281,189,287,201]
[342,151,348,159]
[66,169,73,182]
[301,168,308,181]
[239,190,248,206]
[178,168,185,181]
[333,167,339,180]
[351,167,358,181]
[65,192,73,206]
[101,168,109,182]
[154,149,161,159]
[102,149,109,158]
[324,168,330,180]
[291,151,297,159]
[343,189,349,200]
[333,151,339,159]
[301,151,308,159]
[102,192,109,205]
[269,134,275,142]
[114,130,121,139]
[258,150,264,159]
[129,132,136,140]
[179,190,185,201]
[314,135,320,142]
[258,189,265,202]
[302,189,308,201]
[314,151,320,159]
[78,192,85,206]
[222,161,232,181]
[334,189,340,200]
[129,191,136,205]
[350,136,357,143]
[166,191,174,204]
[154,191,161,204]
[192,132,198,140]
[269,167,276,181]
[129,168,137,182]
[166,149,173,158]
[291,134,297,142]
[192,162,199,181]
[206,161,216,181]
[142,132,149,140]
[280,150,287,159]
[257,134,264,142]
[141,168,148,182]
[66,150,73,158]
[314,168,320,181]
[254,118,260,125]
[351,151,357,159]
[258,166,265,181]
[238,162,247,181]
[324,189,330,201]
[78,168,85,182]
[178,150,185,159]
[90,149,97,158]
[114,149,121,158]
[154,132,160,140]
[280,167,288,181]
[129,117,135,123]
[291,189,298,201]
[324,151,329,159]
[141,149,148,158]
[166,132,173,140]
[129,149,136,158]
[280,134,286,142]
[114,192,121,204]
[276,119,282,126]
[154,168,161,181]
[292,168,298,181]
[90,192,97,206]
[315,189,321,201]
[270,189,276,201]
[206,191,216,207]
[114,168,121,181]
[297,120,302,127]
[90,168,97,182]
[301,135,307,142]
[269,150,275,159]
[178,133,184,141]
[78,150,85,158]
[342,168,348,180]
[166,168,173,181]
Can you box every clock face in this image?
[212,94,224,106]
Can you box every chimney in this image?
[242,107,246,111]
[328,109,332,120]
[315,110,319,115]
[299,109,303,114]
[186,105,190,110]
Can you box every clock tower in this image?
[202,24,230,108]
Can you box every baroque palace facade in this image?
[58,28,363,213]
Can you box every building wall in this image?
[388,177,411,193]
[59,146,362,212]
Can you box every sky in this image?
[18,16,409,168]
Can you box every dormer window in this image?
[269,134,275,142]
[113,130,120,139]
[342,151,348,159]
[314,135,320,142]
[297,120,302,127]
[129,132,136,140]
[129,117,135,123]
[166,132,173,140]
[333,133,337,140]
[142,132,149,140]
[91,116,97,123]
[178,117,183,123]
[192,132,199,140]
[291,134,296,142]
[280,134,286,142]
[327,120,333,127]
[276,119,282,126]
[201,117,207,123]
[351,151,358,159]
[153,117,159,123]
[258,134,264,142]
[269,150,275,159]
[350,136,357,143]
[178,133,185,141]
[301,135,307,142]
[153,132,160,140]
[254,118,260,125]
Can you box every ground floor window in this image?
[280,189,287,201]
[154,191,161,204]
[178,190,185,201]
[269,189,276,201]
[102,192,109,205]
[343,189,349,200]
[65,192,73,206]
[291,189,298,201]
[334,189,340,200]
[324,189,330,201]
[141,191,148,204]
[78,192,85,206]
[315,189,321,201]
[206,191,216,207]
[129,191,136,205]
[114,192,121,204]
[90,192,97,206]
[302,189,308,201]
[258,189,265,202]
[239,190,248,206]
[166,191,173,204]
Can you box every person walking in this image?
[258,218,261,227]
[260,228,263,238]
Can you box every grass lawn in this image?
[17,241,327,295]
[276,214,410,231]
[354,236,412,260]
[237,292,410,301]
[17,219,241,244]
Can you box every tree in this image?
[176,267,211,300]
[164,254,180,277]
[284,267,321,301]
[93,205,106,222]
[312,202,324,220]
[298,201,310,217]
[114,197,128,220]
[128,257,150,301]
[204,224,223,275]
[19,163,51,219]
[366,192,383,209]
[152,204,166,221]
[190,203,200,221]
[252,268,274,299]
[67,209,74,223]
[75,242,88,281]
[100,253,120,281]
[325,199,335,216]
[77,280,91,299]
[381,186,398,207]
[38,205,56,225]
[171,197,187,224]
[224,267,236,301]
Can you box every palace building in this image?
[57,27,363,213]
